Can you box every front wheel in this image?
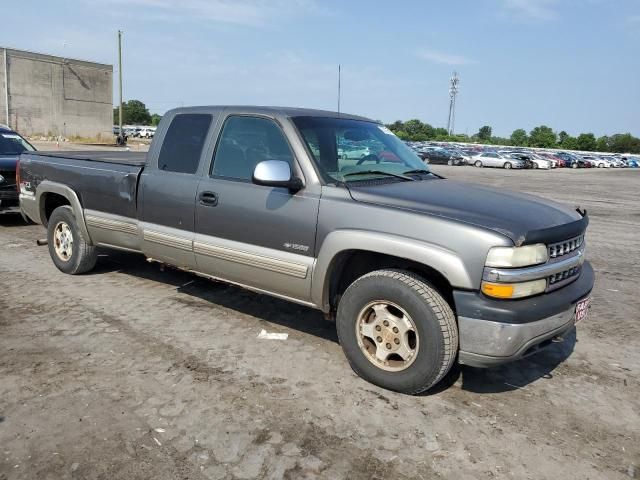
[474,160,483,167]
[336,269,458,394]
[504,162,512,169]
[532,162,539,169]
[47,206,97,274]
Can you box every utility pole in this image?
[337,64,341,114]
[446,71,460,136]
[118,30,124,143]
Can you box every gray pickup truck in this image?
[18,106,594,394]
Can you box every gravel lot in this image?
[1,158,638,479]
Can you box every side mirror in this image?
[252,160,303,191]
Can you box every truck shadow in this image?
[0,213,30,227]
[94,250,576,395]
[430,330,577,395]
[93,249,337,343]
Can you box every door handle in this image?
[199,191,218,206]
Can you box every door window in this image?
[212,116,294,181]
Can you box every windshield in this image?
[0,132,35,155]
[292,116,428,183]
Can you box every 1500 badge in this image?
[283,243,310,252]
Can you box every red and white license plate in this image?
[575,296,591,324]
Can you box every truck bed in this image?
[30,151,147,166]
[20,151,145,219]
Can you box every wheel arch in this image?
[312,230,473,313]
[36,181,92,243]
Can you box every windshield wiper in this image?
[341,170,415,182]
[402,169,444,179]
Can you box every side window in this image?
[212,116,294,181]
[157,114,212,174]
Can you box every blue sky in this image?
[2,0,639,136]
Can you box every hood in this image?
[0,155,19,170]
[348,178,585,245]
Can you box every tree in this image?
[151,113,162,127]
[596,136,609,152]
[608,133,640,153]
[113,100,152,125]
[576,133,597,151]
[510,129,528,146]
[529,125,557,148]
[477,125,492,142]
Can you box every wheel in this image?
[474,160,482,167]
[572,162,578,169]
[447,159,453,166]
[532,162,539,169]
[598,163,604,168]
[47,206,97,274]
[504,162,512,169]
[336,269,458,394]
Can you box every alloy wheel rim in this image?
[355,300,419,372]
[53,221,74,261]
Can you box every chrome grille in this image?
[547,266,582,291]
[548,234,584,259]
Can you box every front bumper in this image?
[454,261,594,367]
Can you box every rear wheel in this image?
[336,269,458,394]
[474,160,483,168]
[447,159,453,166]
[598,163,604,168]
[504,162,512,169]
[572,162,578,169]
[532,162,539,169]
[47,206,97,274]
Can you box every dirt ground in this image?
[1,159,638,479]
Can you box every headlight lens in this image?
[486,244,548,268]
[481,279,547,299]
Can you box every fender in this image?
[311,229,474,311]
[36,181,93,244]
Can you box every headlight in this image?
[481,279,547,299]
[485,244,548,268]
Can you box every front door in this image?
[194,115,320,302]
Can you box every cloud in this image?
[97,0,323,27]
[501,0,559,21]
[416,49,474,66]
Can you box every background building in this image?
[0,47,113,138]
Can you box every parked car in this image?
[500,152,534,169]
[0,124,36,213]
[338,145,371,160]
[417,147,466,166]
[139,127,155,139]
[473,151,526,169]
[556,152,590,169]
[19,106,594,394]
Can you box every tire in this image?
[47,206,97,275]
[447,159,453,166]
[598,163,604,168]
[474,160,482,168]
[532,162,539,169]
[336,269,458,394]
[504,162,512,169]
[572,163,578,169]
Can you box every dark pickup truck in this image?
[19,106,594,394]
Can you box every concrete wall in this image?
[0,48,113,138]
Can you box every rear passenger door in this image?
[139,113,214,268]
[194,114,320,302]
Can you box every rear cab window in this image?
[157,114,212,174]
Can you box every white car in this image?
[528,154,552,169]
[338,146,371,160]
[139,128,155,139]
